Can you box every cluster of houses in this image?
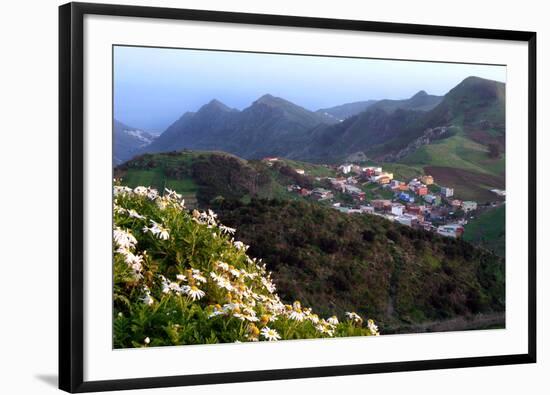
[286,163,483,239]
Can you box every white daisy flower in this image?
[233,241,248,251]
[168,282,182,293]
[367,319,380,336]
[141,293,154,306]
[327,316,339,326]
[346,312,363,324]
[146,188,158,200]
[133,186,148,196]
[127,209,145,219]
[316,324,334,336]
[219,225,236,235]
[260,327,281,341]
[123,251,143,266]
[164,188,182,200]
[186,286,205,301]
[191,269,207,283]
[113,227,137,250]
[216,261,230,271]
[114,186,132,196]
[289,310,305,321]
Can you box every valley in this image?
[113,75,507,334]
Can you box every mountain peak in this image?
[412,90,428,99]
[199,99,232,113]
[255,94,282,106]
[252,94,307,113]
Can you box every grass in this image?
[400,134,503,177]
[360,183,394,200]
[121,168,199,208]
[463,205,505,257]
[274,158,337,177]
[377,162,424,181]
[123,169,199,195]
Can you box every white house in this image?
[461,201,478,212]
[396,214,418,227]
[359,205,375,214]
[339,164,353,174]
[391,203,405,216]
[441,187,454,197]
[437,224,464,238]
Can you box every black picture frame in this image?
[59,2,537,393]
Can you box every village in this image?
[281,162,504,239]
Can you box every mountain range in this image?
[114,76,504,168]
[113,120,157,165]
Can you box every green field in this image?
[463,205,505,257]
[377,162,424,181]
[360,183,394,200]
[400,134,504,177]
[274,158,337,177]
[121,168,199,207]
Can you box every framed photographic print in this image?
[59,2,537,392]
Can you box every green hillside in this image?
[215,199,505,333]
[115,151,333,207]
[398,132,505,201]
[463,205,506,257]
[113,186,379,348]
[389,77,506,201]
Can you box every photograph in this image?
[111,45,507,348]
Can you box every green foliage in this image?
[113,185,378,348]
[463,205,506,257]
[115,151,319,207]
[214,199,505,332]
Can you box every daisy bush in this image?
[113,184,379,348]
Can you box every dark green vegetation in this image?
[115,151,330,207]
[463,205,506,257]
[214,199,505,333]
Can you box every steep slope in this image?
[396,77,506,187]
[143,99,238,154]
[295,107,425,163]
[138,77,504,170]
[215,199,505,333]
[113,119,157,165]
[295,77,504,164]
[143,94,328,159]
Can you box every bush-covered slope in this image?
[113,186,378,348]
[115,151,325,206]
[215,199,505,333]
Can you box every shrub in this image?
[113,184,379,348]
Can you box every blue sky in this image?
[114,45,506,133]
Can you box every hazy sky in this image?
[114,45,506,133]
